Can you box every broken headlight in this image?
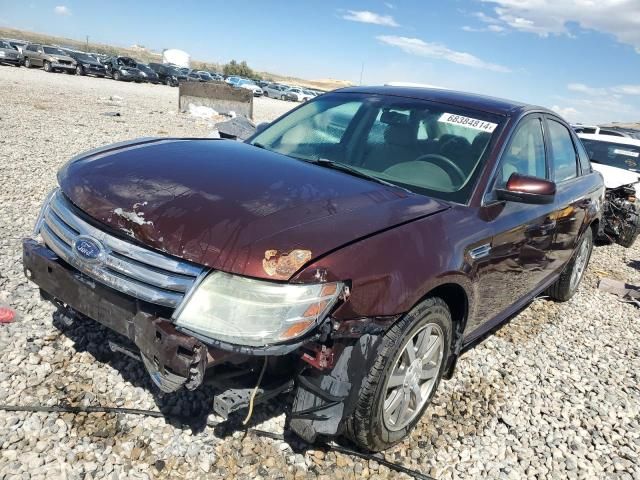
[174,271,343,347]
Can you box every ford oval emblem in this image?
[72,236,105,264]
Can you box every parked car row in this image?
[260,81,322,101]
[0,38,229,88]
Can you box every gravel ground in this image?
[1,65,639,480]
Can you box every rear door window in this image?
[547,119,578,182]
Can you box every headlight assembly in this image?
[174,271,343,347]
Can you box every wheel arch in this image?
[417,282,469,379]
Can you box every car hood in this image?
[592,163,640,194]
[58,138,449,280]
[52,55,75,62]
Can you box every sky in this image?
[1,0,639,124]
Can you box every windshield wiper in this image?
[310,158,412,193]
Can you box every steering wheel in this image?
[413,154,466,186]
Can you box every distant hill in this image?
[603,122,640,131]
[0,27,352,91]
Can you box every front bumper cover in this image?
[23,238,212,392]
[23,238,391,440]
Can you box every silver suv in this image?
[23,44,76,73]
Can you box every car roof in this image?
[334,85,551,117]
[578,133,640,146]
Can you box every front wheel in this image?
[76,65,84,75]
[24,57,32,68]
[345,297,451,451]
[113,71,121,81]
[546,227,593,301]
[43,61,52,72]
[617,210,640,248]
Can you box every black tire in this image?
[24,57,32,68]
[345,297,452,452]
[43,61,52,72]
[76,65,84,76]
[546,227,593,302]
[113,71,121,81]
[617,210,640,248]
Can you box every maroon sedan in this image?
[23,87,603,451]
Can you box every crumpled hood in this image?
[58,138,449,280]
[592,163,640,195]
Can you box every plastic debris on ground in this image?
[188,103,219,119]
[215,116,256,141]
[0,306,16,324]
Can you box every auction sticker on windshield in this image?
[439,113,497,133]
[613,148,640,158]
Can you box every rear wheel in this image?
[345,297,451,451]
[546,228,593,301]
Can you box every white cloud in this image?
[612,85,640,96]
[377,35,511,72]
[569,82,640,97]
[473,11,501,24]
[384,2,395,9]
[567,83,608,96]
[342,10,399,27]
[54,5,71,16]
[479,0,640,52]
[551,105,579,120]
[462,24,505,33]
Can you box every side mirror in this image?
[496,173,556,204]
[256,122,270,133]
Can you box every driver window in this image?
[496,117,546,188]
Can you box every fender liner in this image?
[288,333,384,443]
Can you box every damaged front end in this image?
[23,190,391,442]
[601,185,640,248]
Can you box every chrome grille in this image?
[39,190,205,308]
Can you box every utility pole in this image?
[85,35,89,52]
[359,62,364,85]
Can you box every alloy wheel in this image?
[382,322,444,431]
[569,234,591,291]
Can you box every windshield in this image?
[119,57,137,67]
[74,53,95,63]
[249,92,502,203]
[0,41,11,49]
[239,79,256,86]
[580,138,640,172]
[43,47,67,56]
